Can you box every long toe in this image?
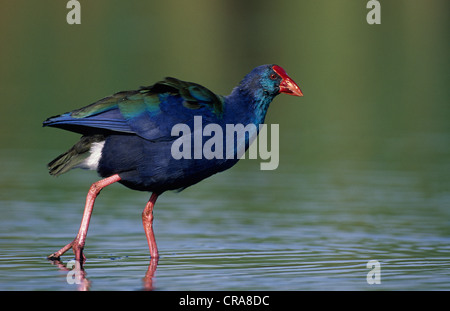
[47,253,61,261]
[47,240,75,261]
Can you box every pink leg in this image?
[142,193,159,259]
[48,174,122,264]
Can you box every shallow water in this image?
[0,134,449,291]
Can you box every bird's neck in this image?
[224,86,275,126]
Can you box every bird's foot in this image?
[47,238,86,265]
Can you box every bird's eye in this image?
[270,73,277,80]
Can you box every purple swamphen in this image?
[44,64,303,263]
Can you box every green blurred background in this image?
[0,0,449,291]
[1,0,448,165]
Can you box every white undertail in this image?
[77,141,105,171]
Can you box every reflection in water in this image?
[142,258,159,291]
[49,257,159,291]
[49,259,91,291]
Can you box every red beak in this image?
[273,65,303,97]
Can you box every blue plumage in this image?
[44,65,303,192]
[44,77,224,140]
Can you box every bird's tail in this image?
[48,134,105,176]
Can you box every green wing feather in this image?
[68,77,223,120]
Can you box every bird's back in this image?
[44,77,238,193]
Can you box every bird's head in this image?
[239,64,303,100]
[227,64,303,123]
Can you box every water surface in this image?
[0,135,449,290]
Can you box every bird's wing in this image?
[43,77,225,141]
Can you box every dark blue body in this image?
[98,134,238,192]
[44,65,283,194]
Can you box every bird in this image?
[43,64,303,264]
